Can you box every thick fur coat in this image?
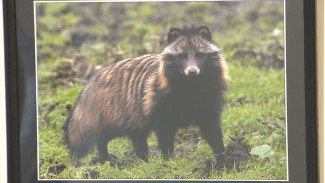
[62,25,229,163]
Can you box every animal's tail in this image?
[62,115,96,159]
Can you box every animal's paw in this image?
[201,153,225,177]
[72,159,82,168]
[214,153,226,170]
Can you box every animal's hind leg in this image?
[97,134,113,163]
[130,132,149,162]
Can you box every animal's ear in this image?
[167,27,182,43]
[196,25,212,41]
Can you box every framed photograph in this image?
[4,0,318,182]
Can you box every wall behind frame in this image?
[316,0,325,182]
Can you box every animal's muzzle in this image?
[185,67,200,76]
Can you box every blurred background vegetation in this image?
[36,1,286,180]
[36,1,284,67]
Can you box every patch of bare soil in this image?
[203,136,251,176]
[47,163,67,175]
[232,41,284,69]
[53,55,97,88]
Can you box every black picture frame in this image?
[4,0,318,182]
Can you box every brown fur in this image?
[62,25,229,163]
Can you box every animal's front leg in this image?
[199,120,225,154]
[198,115,225,170]
[155,124,176,160]
[130,131,149,162]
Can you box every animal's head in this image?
[162,25,222,78]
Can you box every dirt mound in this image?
[204,136,251,176]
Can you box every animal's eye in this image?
[207,51,219,58]
[176,53,187,59]
[164,54,175,61]
[195,52,205,58]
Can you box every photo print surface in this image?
[35,1,286,180]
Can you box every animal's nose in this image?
[188,68,199,76]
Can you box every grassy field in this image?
[36,1,286,180]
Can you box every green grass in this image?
[38,62,286,180]
[36,1,285,180]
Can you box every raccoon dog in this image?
[62,24,229,164]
